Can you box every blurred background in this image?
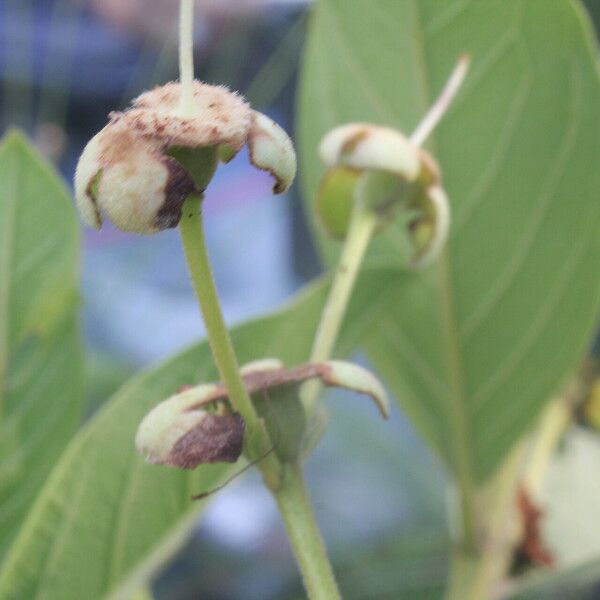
[1,1,600,598]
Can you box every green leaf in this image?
[507,555,600,599]
[0,132,79,359]
[335,528,449,600]
[0,268,405,600]
[0,132,83,557]
[299,0,600,481]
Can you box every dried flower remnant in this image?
[136,358,389,469]
[513,487,555,571]
[238,358,390,419]
[75,81,296,234]
[135,383,245,469]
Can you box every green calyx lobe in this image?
[317,167,421,241]
[358,170,418,228]
[316,167,359,239]
[168,145,219,191]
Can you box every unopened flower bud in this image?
[75,81,296,234]
[135,384,245,469]
[316,122,450,268]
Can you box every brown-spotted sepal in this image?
[239,358,389,418]
[75,81,296,234]
[135,384,245,469]
[239,358,389,461]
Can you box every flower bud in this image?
[75,81,297,234]
[316,122,450,268]
[135,384,245,469]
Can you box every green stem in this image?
[179,195,281,488]
[301,200,377,415]
[446,445,524,600]
[447,396,574,599]
[275,462,342,600]
[523,398,571,498]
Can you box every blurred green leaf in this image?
[335,528,449,600]
[0,131,79,362]
[85,351,135,416]
[0,268,407,600]
[0,132,83,557]
[299,0,600,482]
[507,555,600,599]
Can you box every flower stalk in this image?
[301,199,377,416]
[179,195,281,488]
[178,0,195,116]
[275,463,342,600]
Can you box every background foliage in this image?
[299,0,600,482]
[0,0,600,598]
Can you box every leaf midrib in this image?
[407,0,476,497]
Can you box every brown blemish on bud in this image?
[98,123,138,166]
[177,384,195,393]
[85,171,103,228]
[126,82,253,150]
[169,413,245,469]
[154,158,197,230]
[340,129,370,156]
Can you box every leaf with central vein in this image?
[0,133,83,558]
[299,0,600,481]
[0,268,407,600]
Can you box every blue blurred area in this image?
[82,145,298,364]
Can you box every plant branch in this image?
[446,444,525,600]
[300,200,377,416]
[275,462,342,600]
[523,397,572,498]
[447,394,574,599]
[179,195,281,487]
